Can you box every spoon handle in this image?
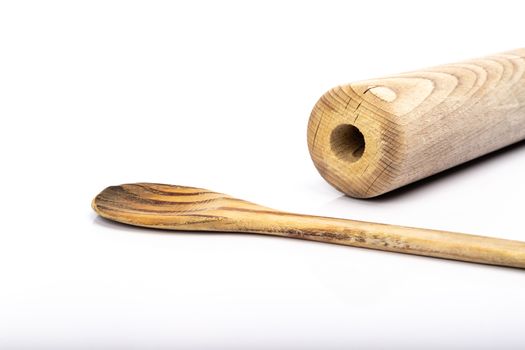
[240,211,525,268]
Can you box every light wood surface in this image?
[93,183,525,269]
[307,48,525,198]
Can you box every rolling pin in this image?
[307,48,525,198]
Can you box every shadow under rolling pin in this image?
[307,48,525,198]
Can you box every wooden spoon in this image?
[92,183,525,268]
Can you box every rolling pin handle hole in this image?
[330,124,365,163]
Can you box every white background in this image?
[1,1,525,349]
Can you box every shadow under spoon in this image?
[92,182,525,269]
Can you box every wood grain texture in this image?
[307,48,525,198]
[93,183,525,269]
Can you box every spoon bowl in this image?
[92,183,275,231]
